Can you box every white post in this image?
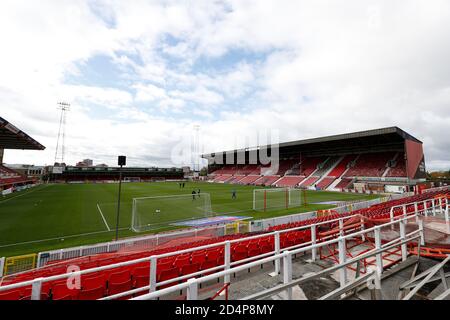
[282,252,293,299]
[338,237,347,287]
[389,208,394,222]
[339,218,344,236]
[414,202,418,215]
[432,199,437,216]
[402,205,407,217]
[399,220,407,261]
[360,216,366,241]
[374,227,383,275]
[36,253,42,268]
[424,201,428,217]
[271,232,281,276]
[31,278,43,300]
[0,257,4,276]
[149,256,157,293]
[418,220,425,246]
[310,226,317,261]
[224,241,231,283]
[445,202,449,224]
[186,278,199,300]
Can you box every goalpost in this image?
[253,188,302,211]
[131,193,213,232]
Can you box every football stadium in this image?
[1,1,450,309]
[1,116,449,302]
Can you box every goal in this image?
[252,188,302,211]
[131,193,213,232]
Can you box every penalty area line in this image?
[97,203,111,231]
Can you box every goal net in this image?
[253,188,302,211]
[131,193,213,232]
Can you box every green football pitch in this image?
[0,182,379,257]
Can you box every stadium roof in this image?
[202,126,421,157]
[0,116,45,150]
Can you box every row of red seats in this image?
[254,176,280,186]
[275,176,305,187]
[344,152,396,177]
[327,155,357,177]
[237,175,262,185]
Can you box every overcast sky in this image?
[1,0,449,170]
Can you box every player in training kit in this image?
[192,190,197,200]
[232,189,237,199]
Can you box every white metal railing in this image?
[0,213,364,300]
[389,196,449,222]
[131,214,423,300]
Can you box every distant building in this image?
[76,159,94,167]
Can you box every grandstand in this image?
[0,117,45,194]
[47,165,184,183]
[203,127,427,194]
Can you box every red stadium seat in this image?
[157,267,179,289]
[206,249,221,261]
[108,270,131,284]
[173,256,190,272]
[191,252,207,265]
[0,290,21,300]
[108,280,133,299]
[51,283,79,300]
[82,275,105,290]
[180,263,200,278]
[77,286,105,300]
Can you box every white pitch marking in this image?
[97,203,111,231]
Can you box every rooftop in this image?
[0,117,45,150]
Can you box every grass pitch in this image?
[0,181,379,257]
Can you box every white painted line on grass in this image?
[97,203,111,231]
[0,227,130,249]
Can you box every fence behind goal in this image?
[253,188,302,211]
[131,193,213,232]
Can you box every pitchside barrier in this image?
[225,220,251,235]
[34,225,227,268]
[5,190,413,273]
[2,254,37,276]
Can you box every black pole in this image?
[115,165,123,241]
